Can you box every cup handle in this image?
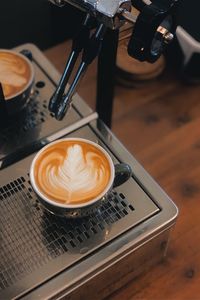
[113,163,132,188]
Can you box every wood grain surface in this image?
[44,41,200,300]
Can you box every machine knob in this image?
[128,0,179,62]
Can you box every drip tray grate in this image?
[0,121,160,299]
[0,175,135,291]
[0,93,49,142]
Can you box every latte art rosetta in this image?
[34,141,111,204]
[0,51,31,99]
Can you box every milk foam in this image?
[36,142,111,204]
[0,52,30,98]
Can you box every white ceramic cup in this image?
[30,138,132,218]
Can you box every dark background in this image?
[0,0,84,50]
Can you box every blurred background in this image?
[0,0,83,49]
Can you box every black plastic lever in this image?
[55,23,107,121]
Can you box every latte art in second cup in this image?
[0,50,32,99]
[33,140,111,205]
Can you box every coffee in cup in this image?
[32,138,113,205]
[30,138,132,217]
[0,49,34,115]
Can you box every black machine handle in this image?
[128,0,179,62]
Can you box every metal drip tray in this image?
[0,45,178,300]
[0,124,160,299]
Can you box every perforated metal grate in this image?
[0,175,135,291]
[0,91,50,145]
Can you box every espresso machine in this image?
[48,0,178,125]
[0,1,179,299]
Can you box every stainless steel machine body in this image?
[0,44,178,300]
[49,0,132,29]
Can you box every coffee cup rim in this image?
[30,137,115,209]
[0,49,34,100]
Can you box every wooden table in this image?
[45,41,200,300]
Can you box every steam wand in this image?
[55,23,107,120]
[49,13,94,113]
